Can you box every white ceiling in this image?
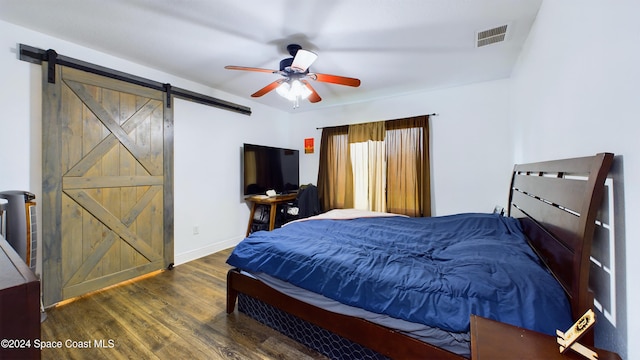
[0,0,542,112]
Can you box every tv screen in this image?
[243,143,299,196]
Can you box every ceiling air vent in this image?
[476,24,508,47]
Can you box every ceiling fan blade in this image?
[310,73,361,87]
[225,65,278,74]
[301,80,322,103]
[251,79,285,97]
[291,49,318,72]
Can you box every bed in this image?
[226,153,613,359]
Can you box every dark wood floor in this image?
[40,248,328,359]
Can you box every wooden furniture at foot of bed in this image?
[227,268,464,359]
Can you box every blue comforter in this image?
[227,212,572,335]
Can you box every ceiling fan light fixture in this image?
[292,80,312,99]
[276,81,291,98]
[276,80,310,100]
[276,80,312,108]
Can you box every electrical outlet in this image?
[193,225,199,235]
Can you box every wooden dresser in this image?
[0,235,41,359]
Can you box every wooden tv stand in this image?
[245,193,298,237]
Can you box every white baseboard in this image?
[173,236,243,266]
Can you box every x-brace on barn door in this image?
[42,64,174,306]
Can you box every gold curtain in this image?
[317,126,353,211]
[385,115,431,217]
[347,121,385,142]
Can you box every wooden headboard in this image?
[508,152,614,327]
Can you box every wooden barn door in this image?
[42,65,173,306]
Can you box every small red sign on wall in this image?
[304,138,314,154]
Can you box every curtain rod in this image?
[18,44,252,116]
[315,113,438,130]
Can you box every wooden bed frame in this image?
[227,152,614,359]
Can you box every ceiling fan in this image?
[225,44,361,107]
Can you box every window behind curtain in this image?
[317,115,430,216]
[348,122,386,212]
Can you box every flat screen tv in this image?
[243,143,299,196]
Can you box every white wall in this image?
[289,80,513,216]
[0,19,291,270]
[510,1,640,358]
[173,99,292,264]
